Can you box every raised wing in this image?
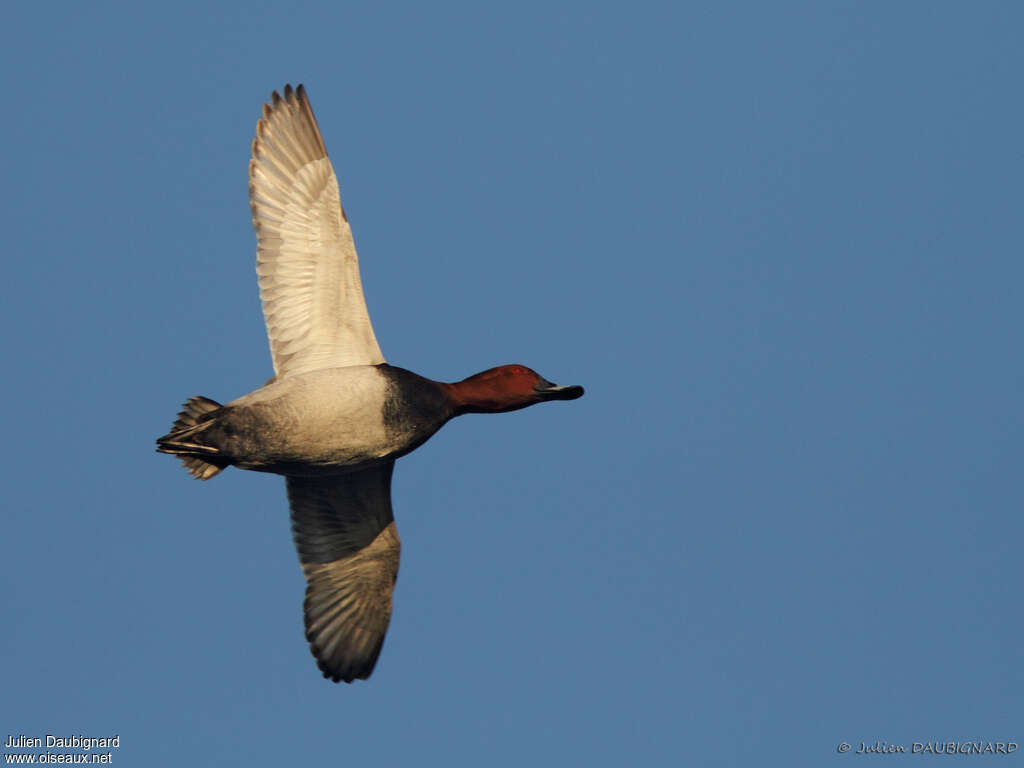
[286,464,400,683]
[250,84,385,379]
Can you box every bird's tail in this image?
[156,396,229,480]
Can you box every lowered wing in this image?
[286,464,400,682]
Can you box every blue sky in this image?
[3,2,1022,764]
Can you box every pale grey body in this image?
[214,365,450,477]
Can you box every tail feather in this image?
[157,396,229,480]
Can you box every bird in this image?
[156,84,584,683]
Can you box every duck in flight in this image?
[156,85,584,683]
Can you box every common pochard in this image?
[157,85,583,683]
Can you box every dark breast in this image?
[377,364,454,457]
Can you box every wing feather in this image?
[286,464,400,683]
[250,84,385,378]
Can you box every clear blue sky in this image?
[3,2,1022,765]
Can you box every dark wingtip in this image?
[315,653,368,684]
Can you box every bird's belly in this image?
[217,366,441,476]
[228,401,396,474]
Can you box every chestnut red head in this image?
[447,365,584,415]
